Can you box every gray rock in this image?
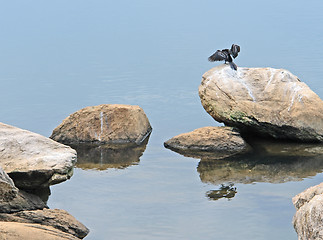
[0,190,47,214]
[0,209,89,239]
[199,65,323,142]
[50,104,152,145]
[0,166,46,213]
[0,166,18,202]
[293,183,323,240]
[0,122,77,189]
[164,126,249,159]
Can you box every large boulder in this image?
[292,183,323,240]
[199,64,323,142]
[0,123,76,189]
[164,126,249,159]
[50,104,152,145]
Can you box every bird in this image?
[208,44,240,70]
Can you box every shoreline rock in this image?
[0,209,89,239]
[293,183,323,240]
[0,221,81,240]
[199,64,323,142]
[0,167,47,213]
[164,126,250,159]
[50,104,152,145]
[0,167,89,239]
[0,122,76,189]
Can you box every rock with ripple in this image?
[50,104,152,145]
[199,64,323,142]
[0,123,76,189]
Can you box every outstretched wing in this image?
[230,44,240,58]
[208,50,227,62]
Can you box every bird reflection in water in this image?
[206,183,237,201]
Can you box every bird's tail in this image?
[229,62,238,71]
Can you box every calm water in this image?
[1,1,323,239]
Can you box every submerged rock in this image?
[292,183,323,240]
[0,122,76,189]
[164,126,249,159]
[50,104,152,145]
[199,64,323,142]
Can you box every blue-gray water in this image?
[1,1,323,239]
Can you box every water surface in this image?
[1,1,323,239]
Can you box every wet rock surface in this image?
[50,104,152,145]
[199,65,323,142]
[0,122,76,189]
[164,126,249,159]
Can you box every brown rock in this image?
[199,64,323,142]
[50,104,152,145]
[0,122,76,189]
[0,209,89,239]
[292,183,323,240]
[0,222,80,240]
[164,126,249,159]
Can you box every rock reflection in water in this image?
[198,139,323,185]
[71,138,149,170]
[206,184,237,201]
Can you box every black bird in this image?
[208,44,240,70]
